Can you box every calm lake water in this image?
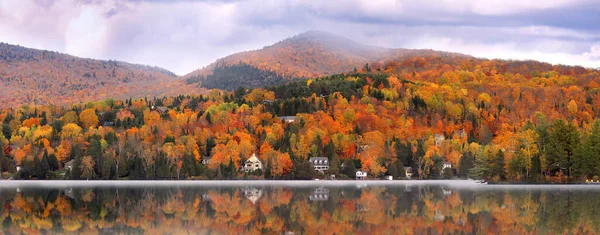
[0,180,599,234]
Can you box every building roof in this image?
[246,153,261,163]
[278,116,297,121]
[309,157,329,166]
[405,167,413,173]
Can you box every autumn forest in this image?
[1,43,600,182]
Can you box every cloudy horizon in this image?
[1,0,599,75]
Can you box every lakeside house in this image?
[309,157,329,172]
[356,170,367,180]
[201,156,211,165]
[64,160,75,171]
[405,167,413,179]
[443,162,452,170]
[244,154,263,172]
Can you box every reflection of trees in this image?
[0,186,598,234]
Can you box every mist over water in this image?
[0,180,598,234]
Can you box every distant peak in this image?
[292,30,346,41]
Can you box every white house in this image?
[201,156,211,165]
[309,157,329,172]
[443,161,452,170]
[405,167,414,179]
[356,170,367,180]
[244,154,263,172]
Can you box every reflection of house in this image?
[242,187,263,204]
[356,203,369,212]
[201,156,211,165]
[244,154,263,172]
[65,160,75,171]
[309,157,329,172]
[442,189,452,196]
[278,116,297,124]
[309,187,329,201]
[405,167,413,179]
[443,162,452,170]
[434,210,445,222]
[64,188,74,199]
[434,134,445,147]
[201,193,212,202]
[356,170,367,180]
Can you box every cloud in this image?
[0,0,598,75]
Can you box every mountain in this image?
[184,30,468,90]
[0,43,197,108]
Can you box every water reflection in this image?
[0,182,599,234]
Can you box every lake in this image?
[0,180,598,234]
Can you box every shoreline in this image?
[1,179,600,190]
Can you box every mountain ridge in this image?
[0,42,199,108]
[183,30,472,90]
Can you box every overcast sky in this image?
[1,0,599,75]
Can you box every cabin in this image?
[385,175,393,180]
[244,154,263,172]
[434,134,445,147]
[102,121,115,127]
[405,166,413,179]
[443,161,452,170]
[64,160,75,171]
[278,116,297,124]
[356,170,367,180]
[309,157,329,172]
[201,156,211,165]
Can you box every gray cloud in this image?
[0,0,598,75]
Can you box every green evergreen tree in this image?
[341,159,357,179]
[102,156,113,180]
[573,120,600,178]
[546,119,579,176]
[458,152,475,178]
[491,150,506,180]
[38,151,50,179]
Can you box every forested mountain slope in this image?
[184,30,467,90]
[0,43,198,108]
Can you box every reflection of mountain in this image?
[0,185,597,234]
